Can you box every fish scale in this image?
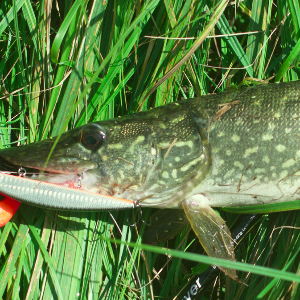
[192,81,300,208]
[0,80,299,280]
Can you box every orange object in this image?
[0,193,20,227]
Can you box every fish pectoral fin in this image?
[182,195,239,281]
[143,209,189,245]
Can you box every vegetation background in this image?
[1,0,300,299]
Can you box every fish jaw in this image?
[0,128,99,175]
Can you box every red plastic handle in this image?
[0,193,20,227]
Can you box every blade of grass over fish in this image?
[177,214,259,299]
[2,0,300,299]
[109,240,300,283]
[48,0,161,175]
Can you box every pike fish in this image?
[0,80,299,280]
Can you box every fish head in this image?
[0,104,211,207]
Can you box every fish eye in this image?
[79,124,106,150]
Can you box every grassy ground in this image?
[1,0,300,299]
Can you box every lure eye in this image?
[80,124,106,150]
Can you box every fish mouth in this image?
[0,147,104,195]
[0,155,41,176]
[0,153,85,188]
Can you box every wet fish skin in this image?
[0,80,299,280]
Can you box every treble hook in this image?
[130,203,150,227]
[77,173,82,189]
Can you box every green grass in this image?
[1,0,300,299]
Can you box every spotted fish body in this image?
[190,81,300,207]
[0,80,299,279]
